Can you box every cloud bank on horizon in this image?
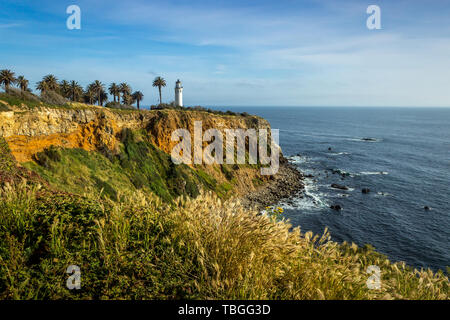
[0,0,449,107]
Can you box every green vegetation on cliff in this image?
[23,129,230,203]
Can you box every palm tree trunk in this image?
[137,100,140,110]
[159,87,162,105]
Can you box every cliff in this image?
[0,98,303,204]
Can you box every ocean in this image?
[212,106,450,272]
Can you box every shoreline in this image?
[242,156,304,210]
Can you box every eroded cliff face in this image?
[0,102,276,197]
[0,106,147,162]
[0,105,270,163]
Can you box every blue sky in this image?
[1,0,449,107]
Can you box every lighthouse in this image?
[175,79,183,107]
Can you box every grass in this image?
[0,101,11,112]
[0,92,103,111]
[0,181,448,300]
[23,129,211,203]
[0,92,64,110]
[0,138,15,173]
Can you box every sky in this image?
[0,0,449,107]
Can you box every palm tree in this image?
[36,80,48,93]
[119,82,131,95]
[69,80,83,101]
[16,76,29,91]
[152,76,166,105]
[132,91,144,110]
[85,84,96,105]
[122,94,134,106]
[99,90,108,106]
[60,80,71,98]
[108,83,120,103]
[119,82,131,105]
[0,69,16,91]
[42,75,59,91]
[91,80,105,106]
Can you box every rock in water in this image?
[362,188,370,194]
[331,183,349,190]
[330,205,342,211]
[424,206,431,211]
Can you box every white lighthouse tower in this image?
[175,79,183,107]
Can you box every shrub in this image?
[105,102,135,110]
[0,102,10,112]
[33,145,61,168]
[40,90,68,106]
[220,164,234,180]
[105,102,121,109]
[91,176,118,201]
[0,138,15,172]
[0,184,448,300]
[5,87,41,103]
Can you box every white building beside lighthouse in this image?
[175,79,183,107]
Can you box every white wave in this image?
[283,154,329,211]
[286,155,308,165]
[278,181,328,211]
[329,152,351,156]
[360,171,389,175]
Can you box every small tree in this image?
[119,83,131,105]
[0,69,16,91]
[16,76,29,91]
[132,91,144,110]
[109,83,120,103]
[152,76,166,105]
[92,80,105,106]
[69,80,83,102]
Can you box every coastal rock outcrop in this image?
[242,160,304,210]
[331,183,349,190]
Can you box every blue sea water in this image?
[213,106,450,272]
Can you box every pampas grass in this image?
[0,182,448,299]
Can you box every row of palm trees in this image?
[1,69,169,109]
[34,74,144,109]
